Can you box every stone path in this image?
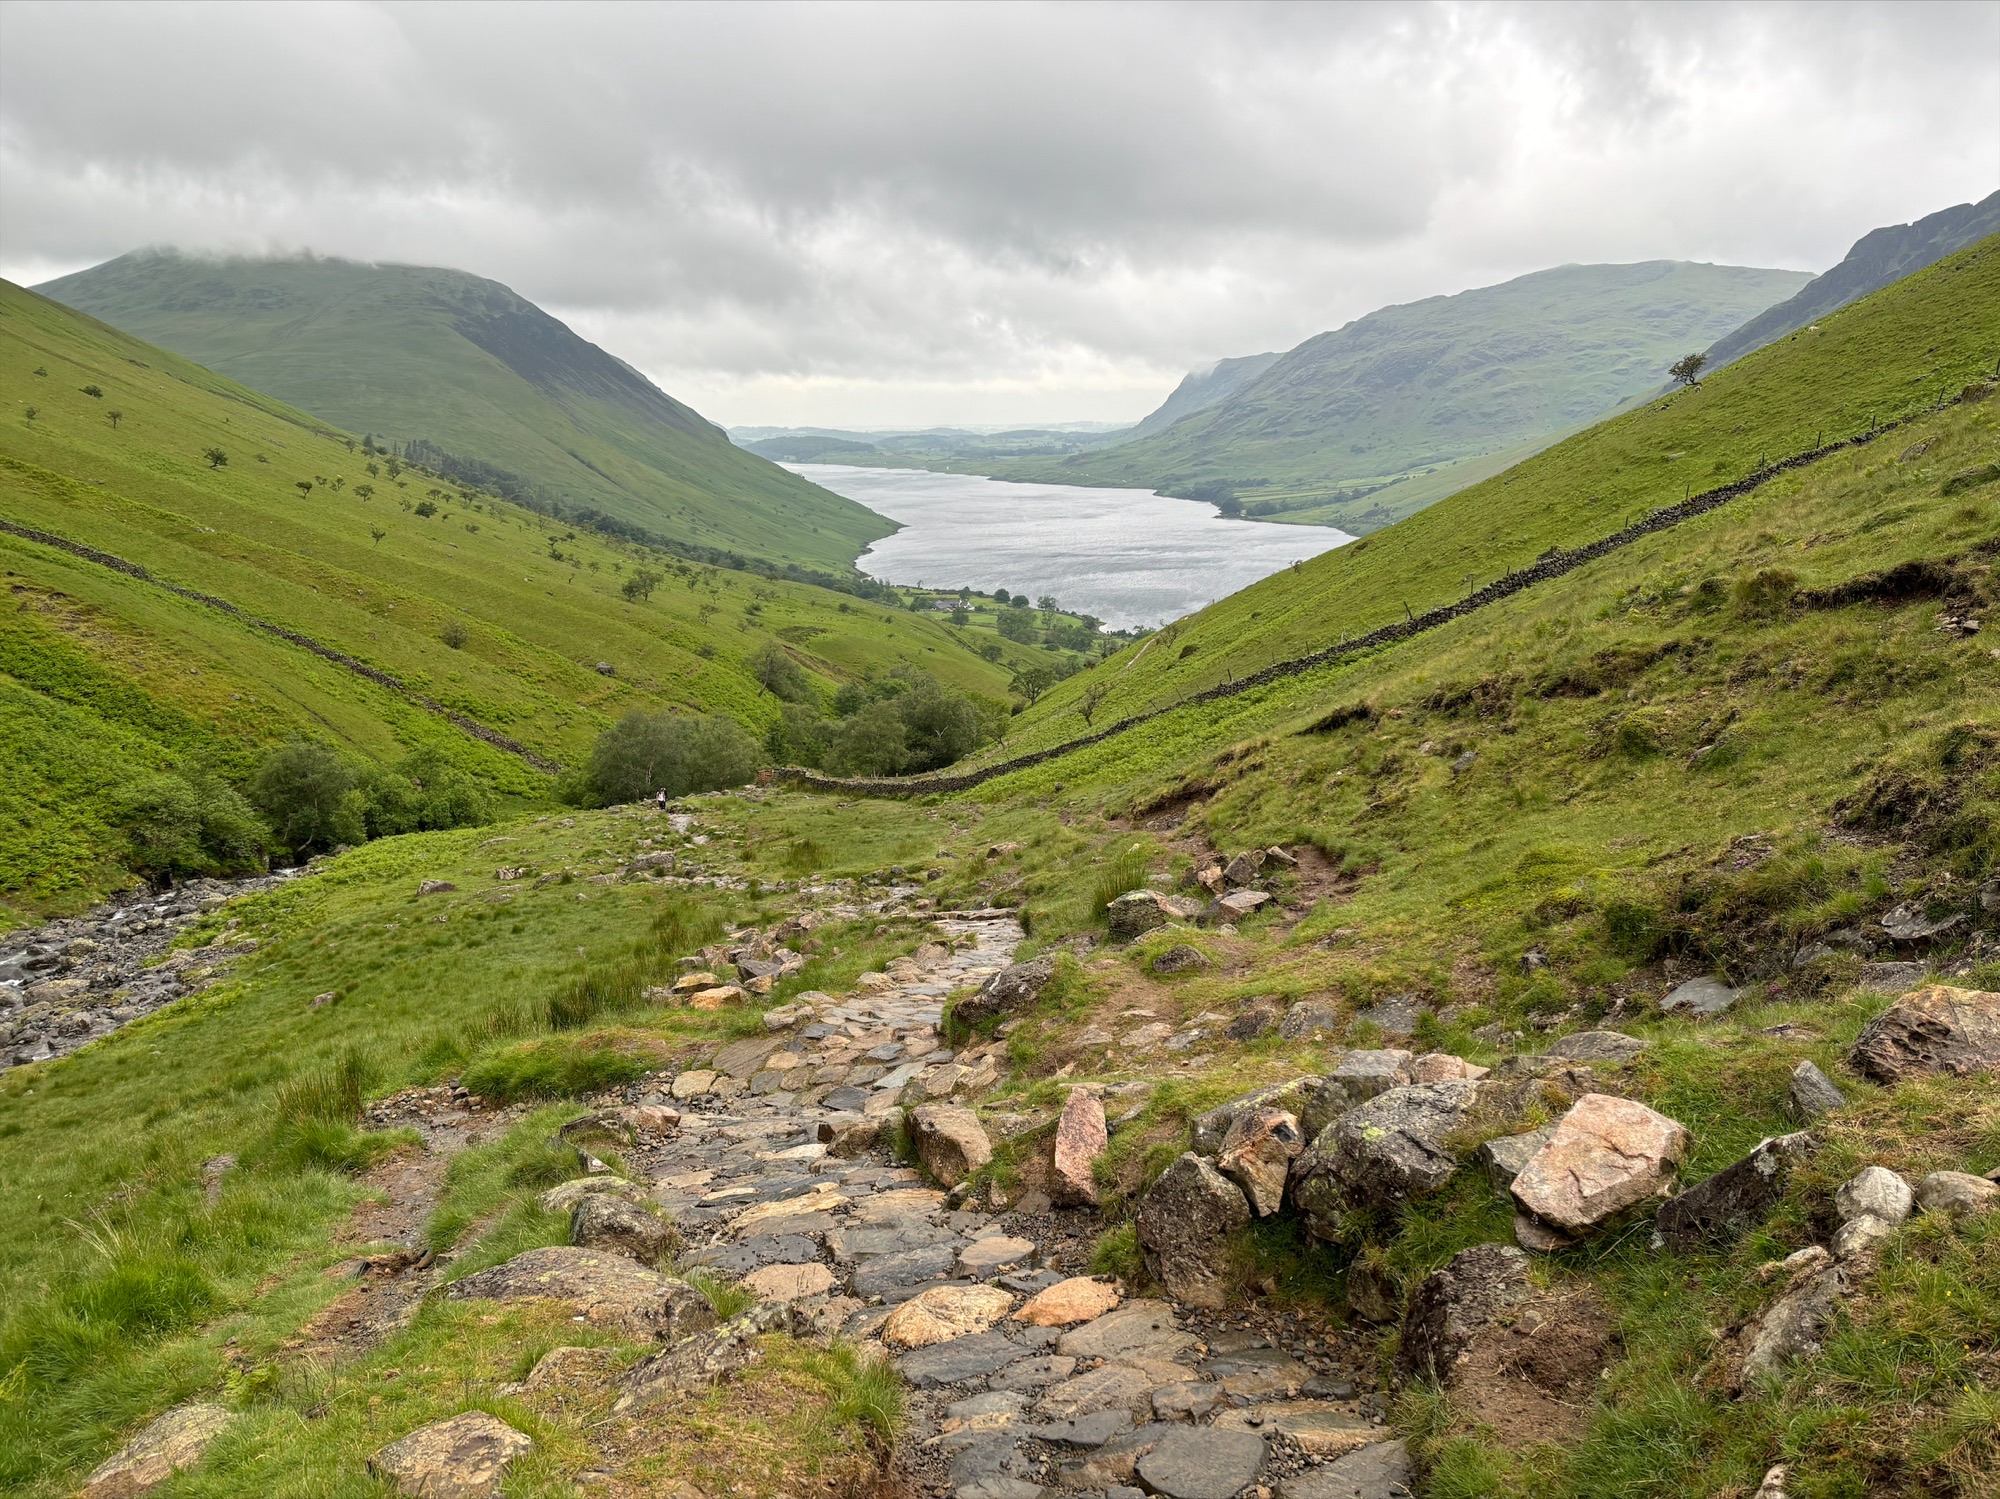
[617,913,1412,1499]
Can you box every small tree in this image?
[1010,664,1055,706]
[370,527,386,546]
[441,620,469,649]
[413,499,436,517]
[950,607,970,627]
[22,407,36,422]
[296,480,314,500]
[106,409,123,429]
[1077,679,1110,726]
[354,483,374,501]
[621,566,663,603]
[81,384,103,399]
[1669,351,1708,388]
[204,447,228,468]
[247,741,364,857]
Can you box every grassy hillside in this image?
[988,236,2000,756]
[2,240,1997,1499]
[0,281,1049,919]
[36,252,893,574]
[990,261,1812,533]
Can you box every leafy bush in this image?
[587,710,760,804]
[110,770,270,880]
[996,607,1040,643]
[766,702,831,767]
[825,698,911,776]
[247,740,365,856]
[752,643,816,704]
[356,747,493,838]
[818,668,997,775]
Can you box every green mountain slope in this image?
[0,280,1035,918]
[1125,350,1281,438]
[1706,189,2000,368]
[986,236,2000,753]
[35,251,893,572]
[990,261,1812,532]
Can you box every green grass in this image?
[0,277,1057,918]
[36,251,891,574]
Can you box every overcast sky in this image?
[3,2,1995,428]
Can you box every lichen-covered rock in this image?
[950,955,1058,1034]
[369,1412,533,1499]
[1051,1087,1108,1206]
[84,1403,231,1497]
[1849,985,2000,1082]
[1135,1152,1251,1309]
[536,1175,643,1216]
[1477,1127,1555,1191]
[447,1246,715,1343]
[570,1193,680,1264]
[1299,1051,1415,1139]
[1152,943,1214,975]
[1216,1106,1305,1217]
[1510,1094,1689,1241]
[1737,1261,1847,1388]
[614,1302,809,1409]
[1834,1165,1913,1227]
[1107,889,1172,940]
[882,1284,1016,1348]
[1300,1081,1484,1224]
[911,1103,992,1186]
[1393,1243,1532,1387]
[1656,1132,1814,1251]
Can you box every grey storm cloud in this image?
[2,0,1995,425]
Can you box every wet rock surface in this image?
[1,870,294,1071]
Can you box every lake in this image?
[786,464,1351,630]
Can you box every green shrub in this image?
[109,770,270,880]
[752,643,816,704]
[587,710,760,805]
[248,740,364,856]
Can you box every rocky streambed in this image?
[0,871,295,1071]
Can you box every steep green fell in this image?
[0,280,1041,917]
[989,261,1812,532]
[35,251,893,573]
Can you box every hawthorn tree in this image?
[1669,351,1708,388]
[204,447,228,468]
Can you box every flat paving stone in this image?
[849,1242,961,1297]
[898,1331,1027,1388]
[987,1354,1077,1391]
[1275,1439,1412,1499]
[1057,1301,1197,1362]
[1136,1426,1268,1499]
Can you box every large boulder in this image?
[1656,1132,1814,1252]
[1135,1153,1251,1310]
[1299,1052,1414,1139]
[1192,1076,1323,1156]
[1293,1082,1483,1237]
[447,1246,715,1343]
[1216,1107,1305,1217]
[1393,1243,1532,1387]
[369,1412,533,1499]
[570,1193,680,1265]
[1051,1087,1108,1206]
[1510,1094,1689,1245]
[1107,889,1203,940]
[84,1404,232,1497]
[1849,986,2000,1082]
[950,955,1059,1035]
[911,1103,993,1186]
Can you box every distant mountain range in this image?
[36,252,891,573]
[977,260,1812,532]
[1704,189,2000,368]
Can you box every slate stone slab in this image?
[1277,1439,1413,1498]
[1136,1426,1268,1499]
[898,1331,1027,1387]
[851,1242,961,1297]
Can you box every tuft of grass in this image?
[1091,844,1153,918]
[1088,1222,1144,1284]
[459,1031,662,1104]
[680,1266,756,1321]
[272,1046,370,1126]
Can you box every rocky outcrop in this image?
[1393,1244,1532,1387]
[911,1103,993,1186]
[1216,1106,1305,1217]
[950,956,1058,1034]
[1051,1087,1108,1206]
[84,1404,232,1497]
[1656,1132,1814,1251]
[447,1246,715,1342]
[369,1412,533,1499]
[1107,889,1203,939]
[1510,1094,1689,1246]
[1192,1077,1323,1156]
[1299,1051,1415,1138]
[1294,1082,1483,1234]
[614,1302,808,1409]
[1849,986,2000,1082]
[1136,1153,1251,1309]
[570,1193,679,1264]
[1736,1250,1846,1388]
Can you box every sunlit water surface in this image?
[787,464,1351,630]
